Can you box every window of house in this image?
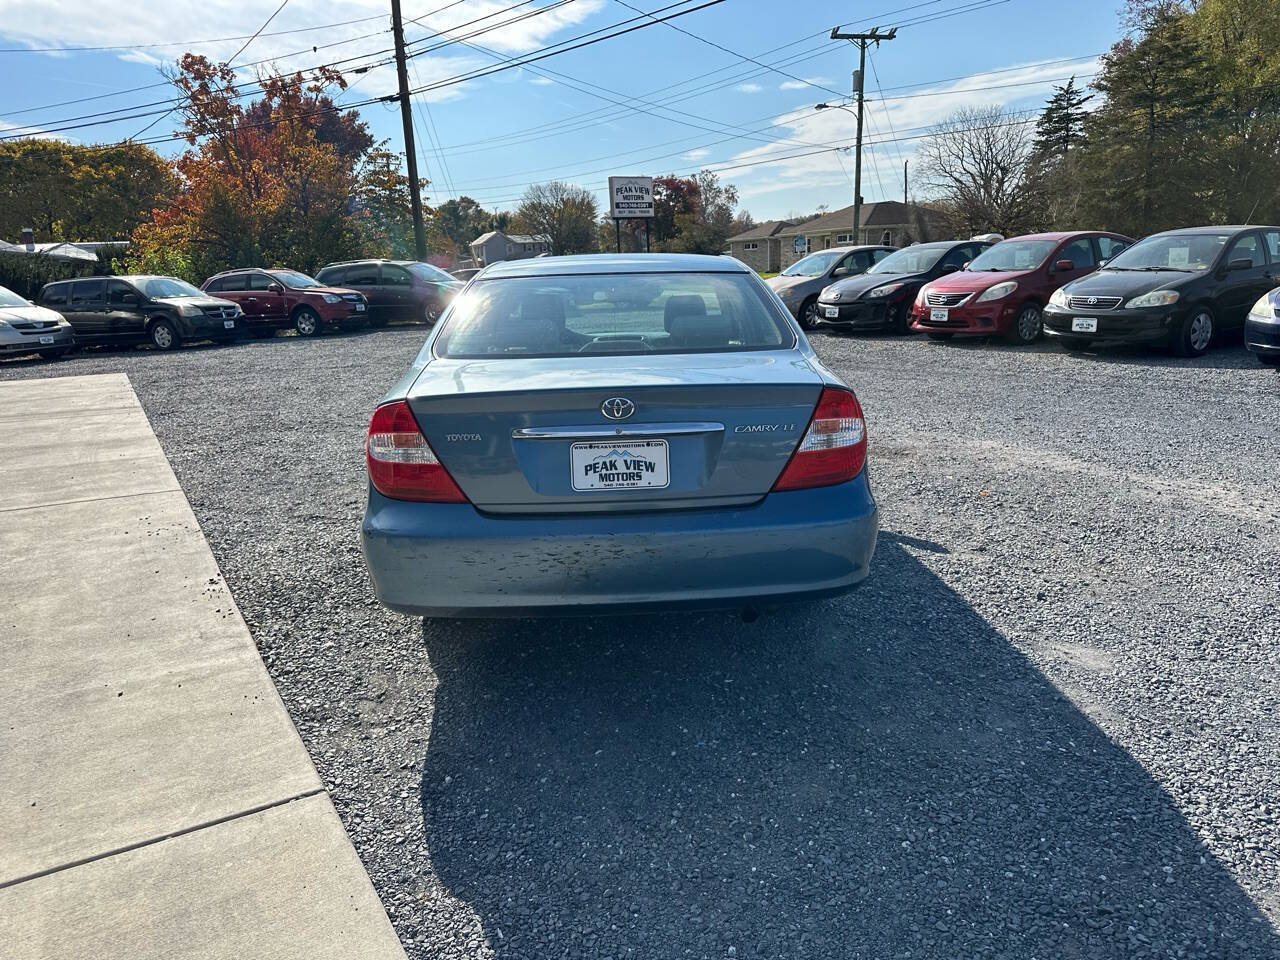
[834,234,852,244]
[744,242,759,250]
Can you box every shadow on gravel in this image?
[419,540,1279,959]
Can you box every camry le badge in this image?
[601,397,635,420]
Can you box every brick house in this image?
[725,220,803,273]
[775,202,947,269]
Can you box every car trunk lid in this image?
[406,352,823,513]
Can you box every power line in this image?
[227,0,292,66]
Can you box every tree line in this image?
[919,0,1280,238]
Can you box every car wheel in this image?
[1007,303,1043,344]
[1058,337,1092,351]
[293,308,320,337]
[1256,353,1280,367]
[149,319,179,351]
[425,301,444,324]
[250,327,276,339]
[798,298,818,330]
[926,332,954,341]
[1174,307,1214,358]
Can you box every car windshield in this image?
[781,250,845,277]
[434,273,793,359]
[867,246,946,275]
[408,262,456,283]
[1104,233,1227,271]
[134,277,204,298]
[968,240,1057,272]
[0,285,30,307]
[271,270,323,288]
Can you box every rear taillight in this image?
[365,400,467,503]
[772,387,867,491]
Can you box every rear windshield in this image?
[433,273,794,359]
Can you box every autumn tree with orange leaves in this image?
[130,55,419,281]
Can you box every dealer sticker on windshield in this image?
[571,439,669,491]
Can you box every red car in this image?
[910,231,1133,344]
[201,268,368,337]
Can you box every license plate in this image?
[39,335,54,344]
[930,308,948,322]
[355,303,366,312]
[823,306,839,318]
[223,320,236,329]
[1071,317,1098,333]
[571,439,669,491]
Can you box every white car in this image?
[0,284,74,359]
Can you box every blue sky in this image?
[0,0,1125,221]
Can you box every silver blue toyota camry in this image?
[360,254,878,618]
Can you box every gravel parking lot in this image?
[4,330,1278,959]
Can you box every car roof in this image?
[1146,224,1276,236]
[479,253,750,279]
[1000,231,1114,242]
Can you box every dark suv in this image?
[38,275,242,350]
[201,268,367,337]
[314,260,464,325]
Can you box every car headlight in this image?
[322,293,341,303]
[0,319,9,328]
[867,282,904,298]
[1125,290,1179,309]
[1248,293,1276,321]
[914,286,928,306]
[177,302,203,316]
[976,281,1018,303]
[1049,288,1070,309]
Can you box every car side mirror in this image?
[940,263,960,275]
[1098,259,1108,268]
[1228,257,1253,272]
[1053,259,1076,272]
[122,293,139,305]
[831,266,850,277]
[267,282,283,293]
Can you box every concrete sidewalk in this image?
[0,373,405,959]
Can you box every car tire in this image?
[1006,302,1043,344]
[926,332,954,341]
[425,301,443,324]
[148,319,180,351]
[1174,306,1214,358]
[250,327,276,339]
[798,297,818,330]
[293,307,320,337]
[1059,337,1092,351]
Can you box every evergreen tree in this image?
[1033,77,1093,162]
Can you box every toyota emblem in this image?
[830,292,841,300]
[601,397,635,420]
[1087,296,1098,305]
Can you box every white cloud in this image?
[0,0,608,104]
[735,82,763,94]
[529,75,555,86]
[779,77,834,92]
[684,148,710,160]
[728,58,1101,212]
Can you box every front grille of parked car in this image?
[340,293,364,303]
[11,319,59,334]
[926,292,969,307]
[1067,295,1123,311]
[202,306,238,320]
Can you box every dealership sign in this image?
[793,235,807,254]
[608,176,655,219]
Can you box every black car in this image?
[39,275,242,351]
[1043,225,1280,357]
[1245,285,1280,366]
[314,259,463,325]
[813,239,994,334]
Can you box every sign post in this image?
[608,176,655,253]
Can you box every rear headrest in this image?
[667,313,736,348]
[522,292,566,327]
[663,294,706,332]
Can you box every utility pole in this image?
[829,26,895,245]
[391,0,427,261]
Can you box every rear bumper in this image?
[361,474,879,617]
[1043,305,1177,345]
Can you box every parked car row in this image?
[768,224,1280,364]
[0,258,465,359]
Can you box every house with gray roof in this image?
[725,220,801,273]
[469,230,552,267]
[774,202,947,269]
